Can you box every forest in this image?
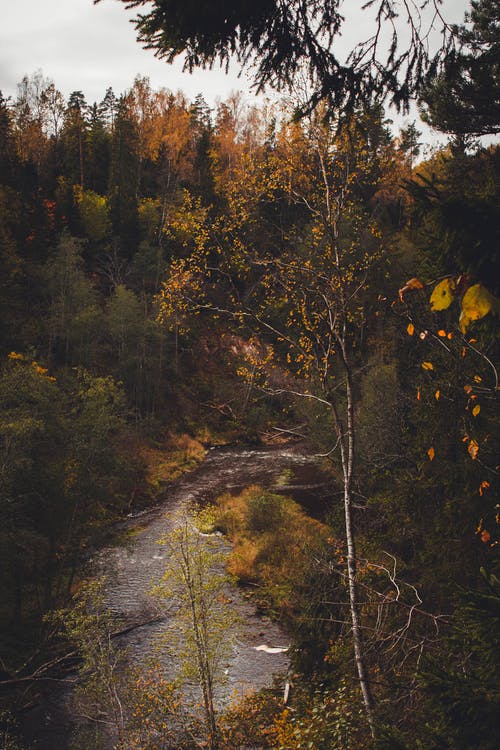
[0,0,499,747]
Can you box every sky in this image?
[1,0,474,147]
[1,0,251,105]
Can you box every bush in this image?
[246,489,286,534]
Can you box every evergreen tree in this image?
[420,0,500,138]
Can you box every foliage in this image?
[154,512,240,749]
[405,146,500,294]
[420,564,500,750]
[419,0,500,137]
[401,274,499,333]
[52,579,181,750]
[0,351,139,667]
[75,189,112,243]
[219,689,284,749]
[219,679,369,750]
[0,55,498,749]
[104,0,460,118]
[213,485,334,634]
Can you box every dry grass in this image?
[140,434,206,496]
[213,485,330,616]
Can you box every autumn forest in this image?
[0,1,499,748]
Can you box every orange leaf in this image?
[479,481,490,496]
[480,530,491,543]
[437,329,447,337]
[435,390,440,400]
[472,404,481,417]
[407,323,415,336]
[427,447,435,461]
[464,385,473,394]
[468,440,479,460]
[399,277,424,302]
[416,388,421,401]
[422,361,434,371]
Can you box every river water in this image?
[22,444,332,749]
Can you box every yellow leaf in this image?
[430,278,455,311]
[435,390,440,400]
[427,446,435,461]
[407,323,415,336]
[468,439,479,460]
[472,404,481,417]
[422,361,434,371]
[473,375,482,383]
[459,312,471,333]
[461,284,493,325]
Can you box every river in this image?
[21,444,332,749]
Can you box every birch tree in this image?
[155,514,238,750]
[157,108,387,735]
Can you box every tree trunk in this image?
[335,347,376,737]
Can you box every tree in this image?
[419,566,500,750]
[419,0,500,138]
[61,91,88,187]
[100,87,118,133]
[53,578,181,750]
[397,121,421,169]
[158,107,389,735]
[40,82,65,141]
[405,145,500,295]
[43,233,101,366]
[0,352,60,621]
[99,0,459,117]
[12,71,51,174]
[61,370,129,589]
[53,579,130,748]
[86,103,111,195]
[0,92,17,187]
[108,96,140,253]
[155,513,239,750]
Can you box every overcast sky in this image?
[1,0,473,146]
[1,0,254,105]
